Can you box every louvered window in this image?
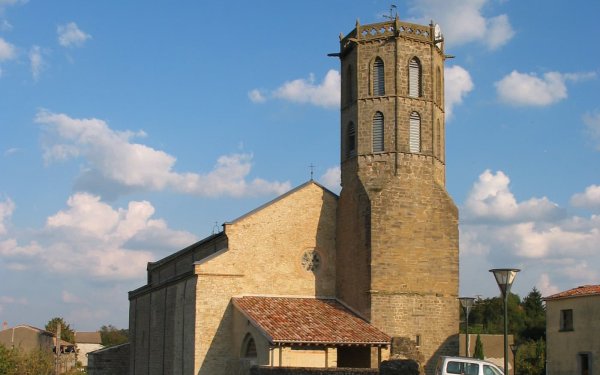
[409,58,422,98]
[409,112,421,153]
[373,112,384,153]
[373,58,385,96]
[347,121,356,157]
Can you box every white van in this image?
[435,356,505,375]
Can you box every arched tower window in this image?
[373,57,385,96]
[241,333,257,359]
[409,112,421,153]
[347,121,356,157]
[346,65,354,104]
[409,58,422,98]
[373,112,384,153]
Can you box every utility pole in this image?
[55,323,61,375]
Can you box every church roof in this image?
[226,180,338,225]
[232,296,390,346]
[544,285,600,301]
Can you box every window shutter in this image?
[409,58,421,98]
[373,112,384,152]
[409,112,420,153]
[373,58,385,96]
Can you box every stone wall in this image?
[87,343,129,375]
[194,182,338,374]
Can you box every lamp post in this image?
[510,343,519,375]
[490,268,520,375]
[458,297,476,357]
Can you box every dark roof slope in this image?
[232,296,390,346]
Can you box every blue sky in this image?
[1,0,600,331]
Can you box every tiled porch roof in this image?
[545,285,600,300]
[232,296,390,346]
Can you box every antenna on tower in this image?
[212,221,220,235]
[309,163,315,181]
[382,4,398,20]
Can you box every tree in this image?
[45,317,75,343]
[521,287,546,341]
[473,334,484,360]
[100,325,129,347]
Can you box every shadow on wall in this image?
[198,302,237,375]
[314,188,340,298]
[424,334,459,375]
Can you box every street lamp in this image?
[490,268,520,375]
[458,297,476,357]
[510,343,519,375]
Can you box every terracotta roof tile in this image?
[232,296,390,346]
[544,285,600,300]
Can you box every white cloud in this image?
[252,70,340,109]
[536,274,560,296]
[35,110,291,199]
[320,166,341,193]
[1,20,12,31]
[444,65,473,119]
[0,197,15,235]
[463,170,562,223]
[57,22,91,48]
[460,170,600,296]
[583,111,600,151]
[29,45,43,81]
[1,192,198,281]
[0,37,16,61]
[0,0,26,12]
[571,185,600,210]
[495,70,596,107]
[61,291,81,304]
[408,0,514,50]
[248,89,266,103]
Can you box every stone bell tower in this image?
[334,17,459,372]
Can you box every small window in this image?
[242,334,257,358]
[446,361,479,375]
[579,353,590,375]
[347,122,356,157]
[484,365,503,375]
[409,57,422,98]
[373,112,384,152]
[560,309,574,331]
[373,57,385,96]
[409,112,421,153]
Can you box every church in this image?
[128,16,459,375]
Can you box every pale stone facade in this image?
[545,286,600,375]
[129,16,459,375]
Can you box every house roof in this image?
[544,285,600,301]
[75,331,102,344]
[232,296,390,346]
